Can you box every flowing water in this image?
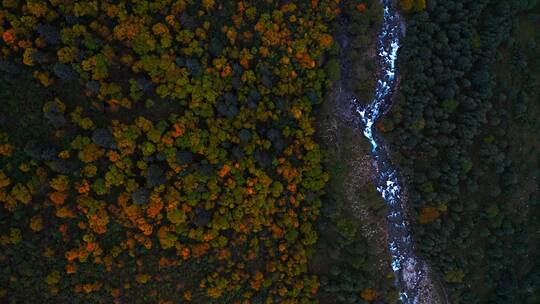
[354,1,428,303]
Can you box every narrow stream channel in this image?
[354,1,427,303]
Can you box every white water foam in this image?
[353,1,423,303]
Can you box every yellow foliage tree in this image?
[30,215,43,231]
[419,205,440,224]
[401,0,426,12]
[361,288,377,301]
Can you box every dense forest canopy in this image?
[0,0,337,302]
[1,0,539,303]
[386,0,540,303]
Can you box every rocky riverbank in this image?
[353,1,445,303]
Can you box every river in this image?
[354,1,433,303]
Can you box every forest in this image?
[385,0,540,303]
[0,0,336,303]
[1,0,539,303]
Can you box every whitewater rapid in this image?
[354,1,426,303]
